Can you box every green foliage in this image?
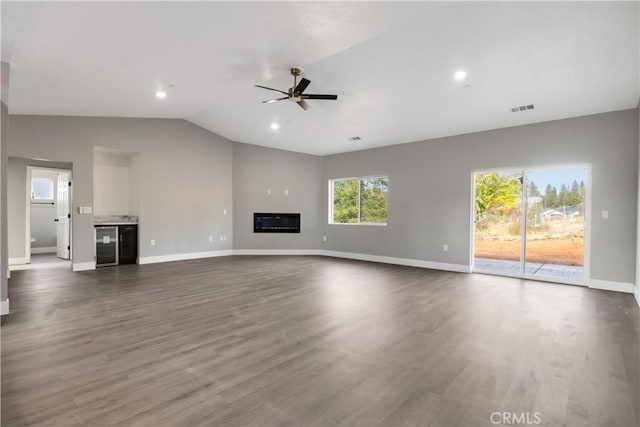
[539,180,584,209]
[360,178,388,223]
[332,177,388,224]
[474,173,521,228]
[332,179,358,223]
[543,184,558,208]
[528,181,541,197]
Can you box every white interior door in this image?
[56,172,71,259]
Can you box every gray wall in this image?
[8,158,72,258]
[5,109,639,289]
[1,62,9,304]
[7,116,234,265]
[323,109,639,285]
[30,203,57,249]
[233,143,323,250]
[637,102,640,295]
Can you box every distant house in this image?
[541,207,580,219]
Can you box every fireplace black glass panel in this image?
[254,213,300,233]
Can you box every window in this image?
[31,176,54,203]
[330,176,388,224]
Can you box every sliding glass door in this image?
[473,171,523,275]
[473,166,587,284]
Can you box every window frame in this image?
[328,175,389,226]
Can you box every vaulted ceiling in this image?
[2,2,638,155]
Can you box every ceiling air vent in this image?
[349,136,362,141]
[511,104,534,112]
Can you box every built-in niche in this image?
[93,148,139,216]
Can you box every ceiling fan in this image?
[255,67,338,111]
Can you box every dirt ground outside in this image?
[474,217,584,266]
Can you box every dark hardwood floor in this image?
[2,256,638,426]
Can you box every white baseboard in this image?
[233,249,323,256]
[31,246,56,254]
[58,247,638,300]
[588,279,634,293]
[321,250,471,273]
[8,257,28,266]
[139,250,234,265]
[72,262,96,272]
[1,299,9,315]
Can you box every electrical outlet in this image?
[150,239,156,246]
[443,244,448,252]
[223,209,227,215]
[209,236,213,242]
[602,210,609,219]
[285,189,289,196]
[220,235,224,241]
[267,189,271,195]
[323,235,327,242]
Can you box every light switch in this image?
[602,210,609,219]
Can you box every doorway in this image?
[26,167,72,269]
[472,165,589,285]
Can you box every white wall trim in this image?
[588,279,634,293]
[61,248,637,299]
[322,250,472,273]
[72,262,96,272]
[138,250,234,265]
[1,299,9,315]
[233,249,323,256]
[8,257,28,266]
[31,246,56,254]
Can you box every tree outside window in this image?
[331,176,388,224]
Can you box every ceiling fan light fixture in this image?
[254,68,338,111]
[155,90,167,99]
[270,123,280,130]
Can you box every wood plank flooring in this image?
[2,256,638,426]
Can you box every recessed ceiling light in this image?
[270,123,279,130]
[155,90,167,99]
[453,70,467,81]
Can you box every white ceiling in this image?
[2,1,638,156]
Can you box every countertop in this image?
[94,215,138,226]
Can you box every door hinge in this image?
[68,213,71,219]
[68,182,72,186]
[67,245,70,250]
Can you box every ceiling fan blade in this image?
[295,78,311,94]
[262,96,289,104]
[254,85,288,95]
[301,94,338,100]
[297,99,310,110]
